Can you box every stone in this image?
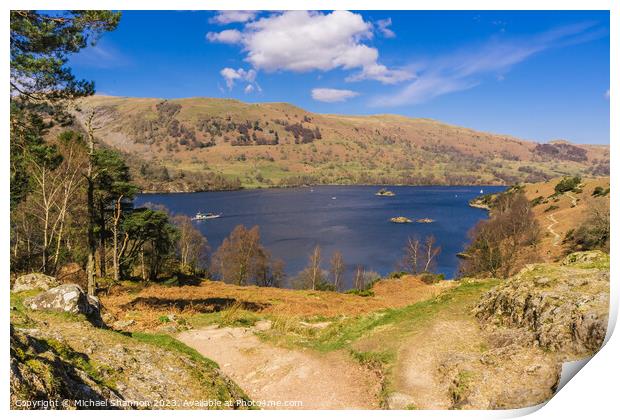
[23,284,103,326]
[12,273,59,293]
[113,319,136,330]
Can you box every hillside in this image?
[98,251,608,409]
[74,96,609,192]
[470,176,610,261]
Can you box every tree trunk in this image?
[87,176,96,295]
[98,200,107,277]
[85,111,97,296]
[112,195,123,283]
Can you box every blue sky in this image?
[69,10,610,144]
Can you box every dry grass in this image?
[101,275,453,331]
[523,176,610,261]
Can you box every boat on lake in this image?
[192,212,222,220]
[375,188,396,196]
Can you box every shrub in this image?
[459,191,540,278]
[564,202,609,253]
[419,272,445,284]
[592,186,610,197]
[554,176,581,194]
[530,196,545,207]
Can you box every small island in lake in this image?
[390,216,412,223]
[416,218,435,223]
[375,188,396,196]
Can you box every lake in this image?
[136,185,505,288]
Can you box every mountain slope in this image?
[75,96,609,192]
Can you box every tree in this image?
[173,215,209,274]
[118,209,178,282]
[329,251,345,291]
[353,265,365,290]
[10,11,121,107]
[309,246,322,290]
[554,176,581,194]
[92,147,137,278]
[10,130,88,274]
[401,235,441,274]
[10,10,121,207]
[402,237,421,274]
[460,191,540,278]
[211,225,283,286]
[422,235,441,273]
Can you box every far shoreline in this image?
[137,182,510,195]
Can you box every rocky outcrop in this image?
[24,285,103,326]
[10,320,250,410]
[474,251,609,357]
[10,326,122,409]
[12,273,59,293]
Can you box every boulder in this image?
[24,284,102,325]
[12,273,59,293]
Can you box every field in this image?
[101,275,453,331]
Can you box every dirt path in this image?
[394,319,484,409]
[546,214,561,246]
[566,192,578,207]
[177,325,380,409]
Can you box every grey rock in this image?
[113,319,136,330]
[24,284,103,326]
[12,273,59,293]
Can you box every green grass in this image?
[259,279,499,353]
[130,331,220,369]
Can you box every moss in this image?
[41,337,118,391]
[130,331,219,369]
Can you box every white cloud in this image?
[206,29,242,44]
[376,18,395,38]
[244,84,255,94]
[373,22,606,106]
[311,88,359,103]
[220,67,257,90]
[207,11,411,84]
[346,63,412,84]
[210,11,257,25]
